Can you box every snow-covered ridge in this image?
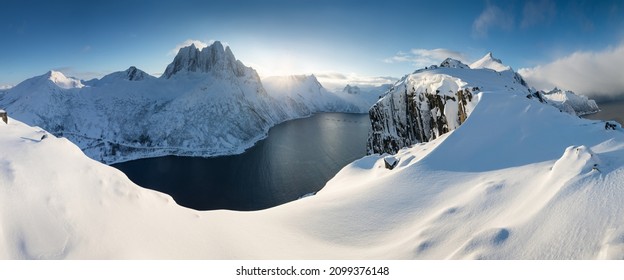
[0,41,371,164]
[367,53,599,155]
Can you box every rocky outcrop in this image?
[367,84,474,155]
[0,109,7,124]
[162,42,248,79]
[367,53,535,155]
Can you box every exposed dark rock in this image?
[384,156,399,170]
[0,110,7,124]
[367,86,473,155]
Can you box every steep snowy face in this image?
[162,42,249,79]
[541,88,600,116]
[470,52,512,72]
[368,60,532,155]
[263,75,364,114]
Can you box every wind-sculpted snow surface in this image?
[2,79,624,259]
[0,42,369,164]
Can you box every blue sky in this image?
[1,0,624,96]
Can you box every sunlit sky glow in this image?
[1,0,623,96]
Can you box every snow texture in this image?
[0,51,619,260]
[1,77,623,259]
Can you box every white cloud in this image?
[384,48,468,68]
[314,72,397,91]
[518,43,624,99]
[472,5,514,38]
[521,0,556,28]
[0,84,13,90]
[169,39,218,55]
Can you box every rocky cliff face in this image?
[162,42,248,79]
[367,79,475,155]
[367,54,532,155]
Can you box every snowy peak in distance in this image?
[470,52,512,72]
[46,70,84,89]
[343,84,361,94]
[123,66,152,81]
[9,70,84,92]
[439,58,469,69]
[162,41,249,79]
[94,66,155,85]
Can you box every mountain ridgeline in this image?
[367,54,599,155]
[0,42,380,164]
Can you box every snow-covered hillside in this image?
[2,70,624,258]
[262,74,365,115]
[367,53,599,155]
[0,42,366,164]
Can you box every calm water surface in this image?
[584,99,624,125]
[112,113,370,211]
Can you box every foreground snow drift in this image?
[2,80,624,258]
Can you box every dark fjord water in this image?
[112,113,370,211]
[584,99,624,125]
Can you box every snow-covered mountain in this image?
[262,74,364,115]
[0,42,366,164]
[469,52,512,72]
[540,87,600,116]
[341,84,391,108]
[2,66,624,258]
[367,53,598,155]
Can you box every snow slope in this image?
[2,59,624,259]
[0,42,365,164]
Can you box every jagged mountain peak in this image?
[162,40,247,79]
[470,52,511,72]
[123,66,151,81]
[440,58,470,69]
[91,66,154,85]
[343,84,361,94]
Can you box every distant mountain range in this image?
[0,41,386,163]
